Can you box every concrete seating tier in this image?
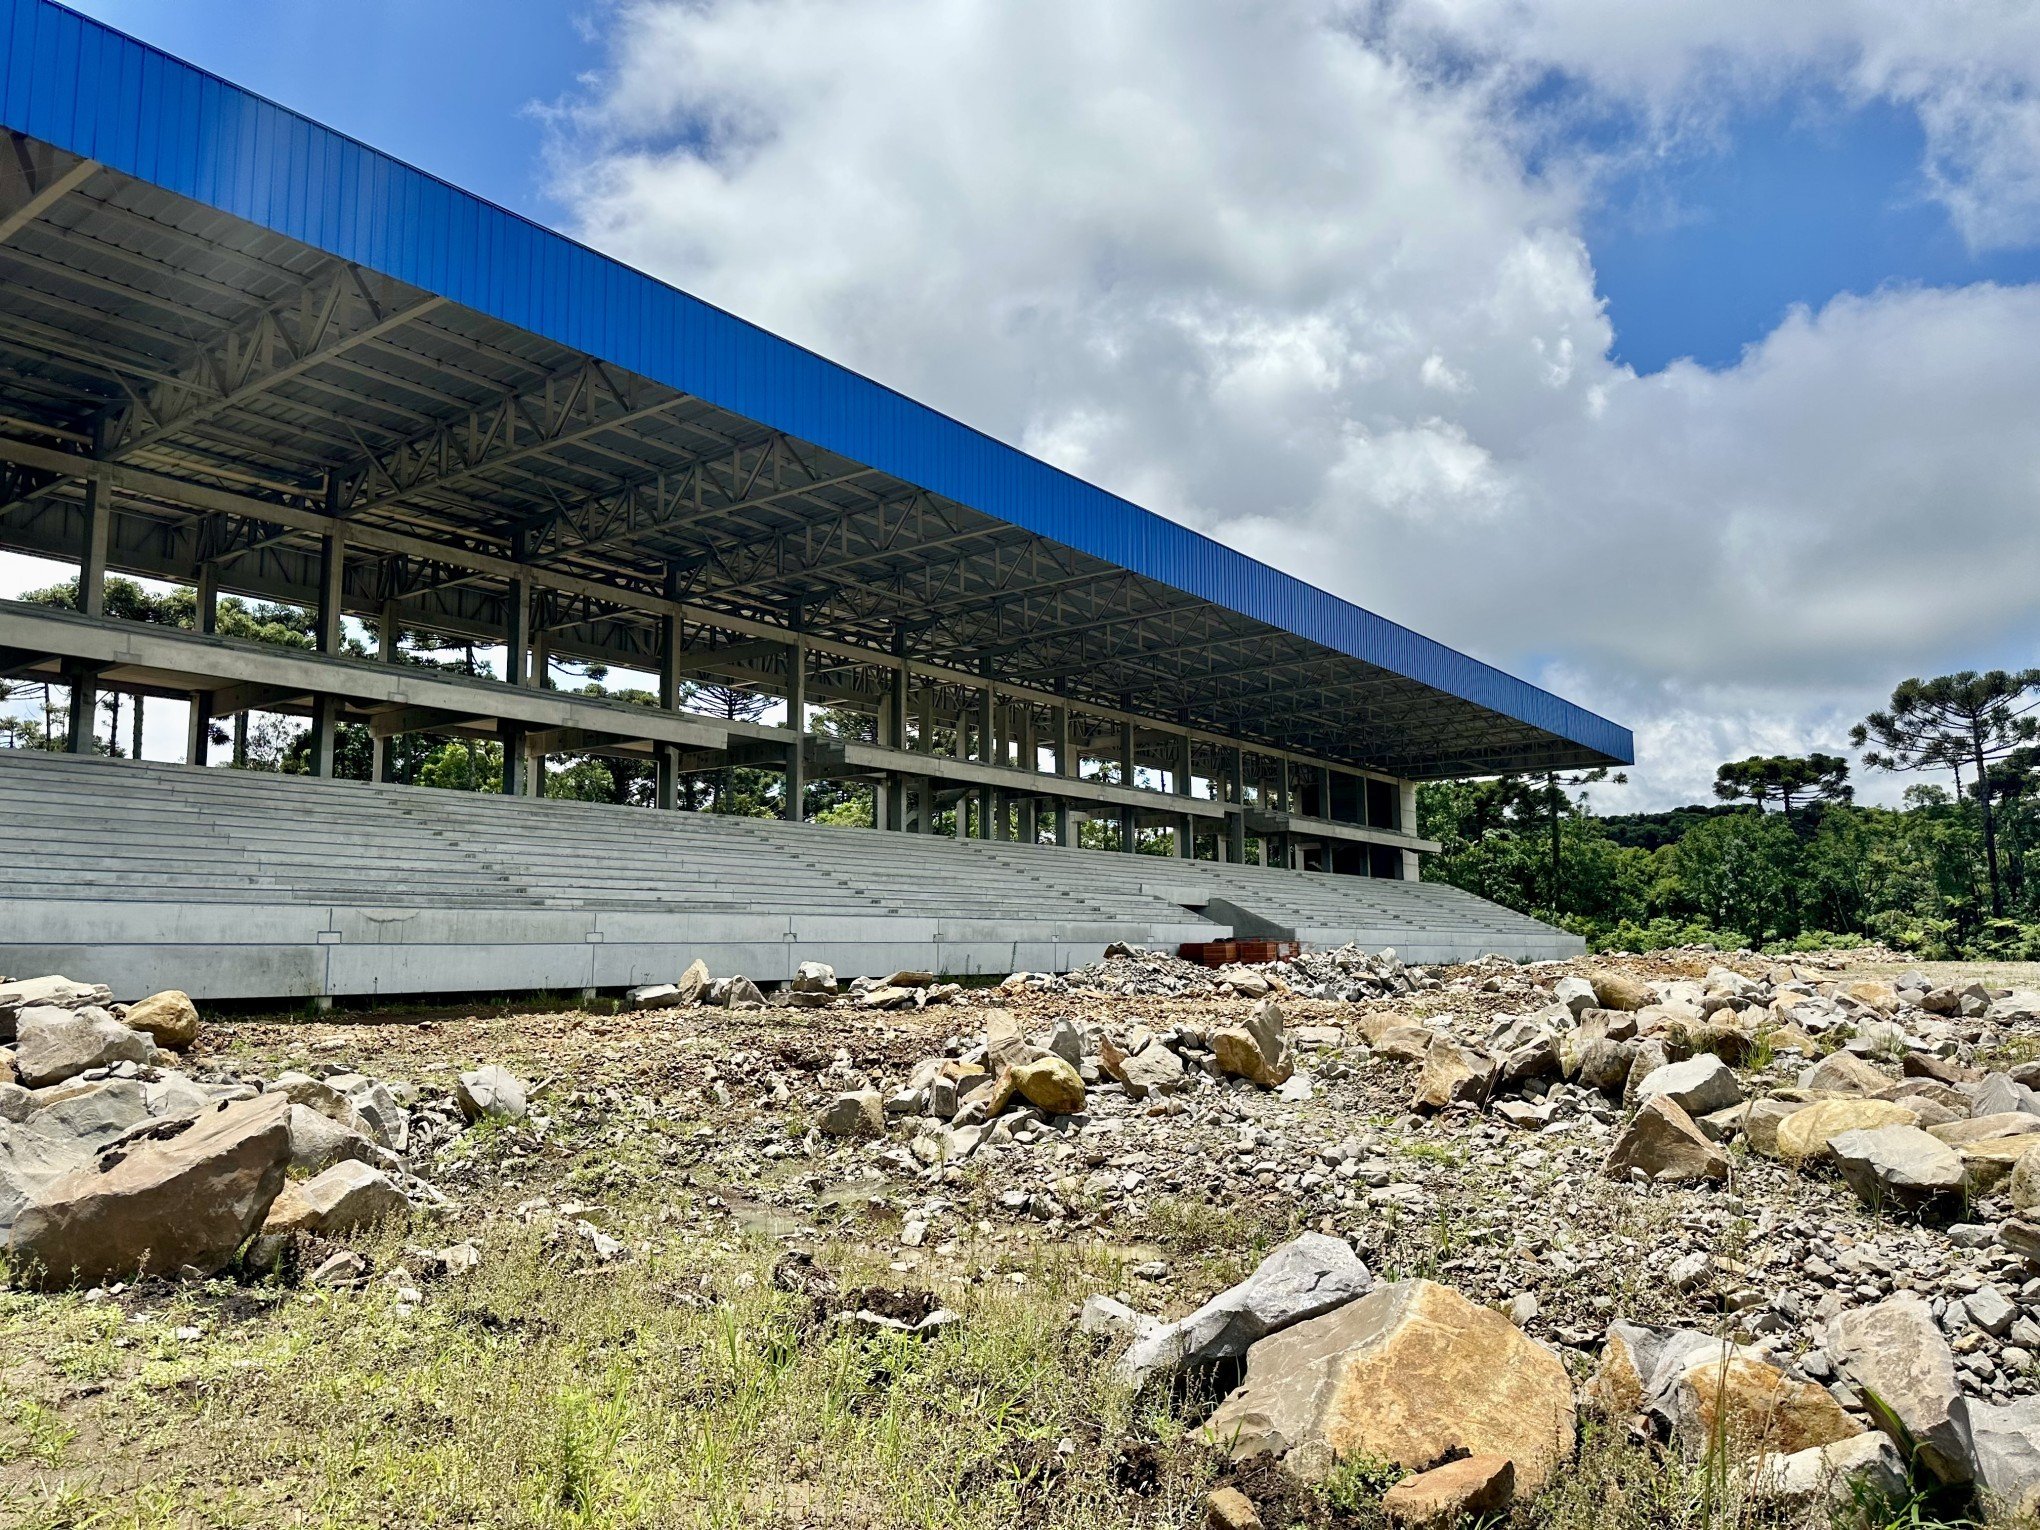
[0,749,1580,1001]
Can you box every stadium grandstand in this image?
[0,0,1630,1001]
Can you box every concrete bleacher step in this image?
[0,749,1581,999]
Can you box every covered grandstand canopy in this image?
[0,0,1630,784]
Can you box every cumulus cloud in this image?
[541,0,2040,809]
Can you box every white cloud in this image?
[540,0,2040,810]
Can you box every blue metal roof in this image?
[0,0,1631,767]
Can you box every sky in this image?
[12,0,2040,810]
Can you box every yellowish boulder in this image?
[1957,1135,2040,1195]
[1204,1279,1576,1493]
[1008,1055,1085,1115]
[1774,1099,1919,1162]
[1591,972,1653,1012]
[122,990,199,1051]
[1382,1454,1514,1525]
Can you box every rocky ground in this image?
[4,944,2040,1528]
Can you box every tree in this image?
[1713,753,1853,815]
[1853,670,2040,917]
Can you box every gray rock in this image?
[1967,1286,2018,1338]
[1748,1433,1908,1511]
[455,1066,527,1125]
[1828,1124,1965,1210]
[1825,1293,1972,1483]
[286,1103,380,1174]
[1118,1231,1372,1386]
[1975,1073,2040,1119]
[1080,1294,1161,1341]
[13,1007,152,1088]
[820,1089,884,1138]
[1958,1395,2040,1517]
[1633,1055,1742,1117]
[1552,975,1597,1018]
[0,975,112,1039]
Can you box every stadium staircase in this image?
[0,750,1581,1002]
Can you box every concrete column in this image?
[1017,708,1038,844]
[656,603,682,812]
[185,690,212,767]
[1048,702,1072,848]
[1117,716,1137,851]
[783,638,805,822]
[64,662,98,754]
[916,689,934,755]
[881,664,908,831]
[77,427,109,621]
[67,428,110,753]
[1174,729,1194,859]
[184,563,219,766]
[309,532,346,777]
[370,609,398,783]
[499,570,530,797]
[1226,746,1247,864]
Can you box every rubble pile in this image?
[0,971,520,1294]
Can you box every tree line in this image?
[1420,669,2040,959]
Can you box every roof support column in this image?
[1016,707,1037,844]
[369,605,397,783]
[1174,726,1194,860]
[499,554,531,799]
[1047,698,1072,849]
[307,526,346,778]
[1225,745,1247,865]
[185,561,219,766]
[880,640,908,832]
[1401,781,1420,881]
[976,678,996,839]
[67,422,109,754]
[1117,714,1137,853]
[783,635,805,823]
[655,575,682,811]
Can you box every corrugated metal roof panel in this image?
[0,0,1630,764]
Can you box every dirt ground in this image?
[2,947,2036,1529]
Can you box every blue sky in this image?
[64,0,2036,376]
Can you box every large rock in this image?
[1119,1232,1371,1387]
[1590,972,1652,1012]
[1973,1073,2040,1119]
[1653,1342,1861,1460]
[1572,1037,1639,1094]
[0,1080,152,1232]
[985,1010,1039,1073]
[1747,1434,1907,1513]
[1008,1055,1085,1115]
[1603,1096,1727,1183]
[0,975,112,1039]
[1956,1135,2040,1195]
[262,1160,409,1236]
[2010,1145,2040,1215]
[1204,1279,1576,1492]
[1103,1038,1184,1100]
[1552,975,1597,1017]
[1212,998,1295,1089]
[1410,1041,1495,1112]
[1798,1052,1893,1097]
[1824,1293,1971,1483]
[1739,1098,1808,1156]
[286,1102,379,1174]
[820,1089,884,1138]
[13,1007,153,1088]
[4,1093,292,1288]
[455,1065,527,1125]
[1774,1099,1919,1162]
[121,990,199,1051]
[1829,1124,1966,1211]
[1633,1055,1742,1118]
[1957,1395,2040,1517]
